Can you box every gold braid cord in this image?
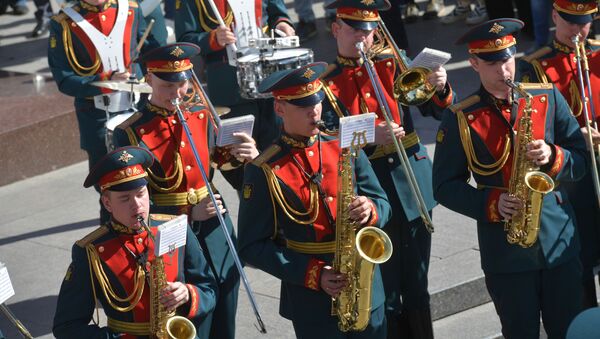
[260,164,320,225]
[195,0,233,32]
[86,245,146,312]
[60,20,101,76]
[146,152,185,193]
[456,110,511,176]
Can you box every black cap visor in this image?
[152,69,193,82]
[558,11,594,24]
[474,45,516,62]
[341,18,379,31]
[287,90,325,107]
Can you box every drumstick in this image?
[136,19,155,56]
[205,0,238,53]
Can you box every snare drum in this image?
[105,111,135,151]
[236,48,314,99]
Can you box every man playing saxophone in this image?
[517,0,600,308]
[319,0,454,336]
[53,146,217,338]
[433,19,587,339]
[237,63,392,338]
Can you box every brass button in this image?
[180,141,185,147]
[140,128,145,134]
[573,57,577,63]
[388,157,394,164]
[468,114,474,120]
[505,109,511,113]
[541,61,548,66]
[327,196,334,202]
[185,165,192,171]
[171,119,177,124]
[98,246,104,253]
[540,96,546,103]
[365,92,371,98]
[386,61,392,67]
[308,150,314,157]
[357,71,363,77]
[101,14,106,21]
[71,22,76,27]
[199,113,204,119]
[274,165,280,170]
[328,81,334,86]
[137,238,143,244]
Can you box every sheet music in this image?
[229,0,261,49]
[155,215,188,257]
[410,47,452,69]
[0,263,15,305]
[339,113,376,149]
[217,114,255,146]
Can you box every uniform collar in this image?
[79,0,113,12]
[336,55,364,68]
[280,133,318,149]
[109,220,140,235]
[479,85,512,108]
[146,102,175,117]
[553,39,574,54]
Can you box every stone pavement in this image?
[0,0,557,338]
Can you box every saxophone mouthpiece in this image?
[571,34,580,44]
[170,98,181,106]
[355,42,365,52]
[315,120,327,131]
[137,215,155,240]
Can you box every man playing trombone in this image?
[517,0,600,309]
[113,43,259,339]
[319,0,454,336]
[433,19,587,338]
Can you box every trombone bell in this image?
[394,67,436,106]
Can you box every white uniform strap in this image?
[63,0,129,73]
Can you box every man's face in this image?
[552,9,591,48]
[101,186,150,230]
[275,100,322,138]
[332,19,375,58]
[469,55,515,99]
[146,74,190,111]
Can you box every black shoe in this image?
[30,19,49,37]
[297,20,317,42]
[12,4,28,15]
[324,15,335,33]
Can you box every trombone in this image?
[572,34,600,209]
[0,304,33,339]
[356,42,434,233]
[375,19,437,106]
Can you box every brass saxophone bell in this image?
[394,67,436,106]
[166,315,197,339]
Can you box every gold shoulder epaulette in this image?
[521,46,552,63]
[128,1,138,8]
[116,111,142,130]
[449,95,480,114]
[76,225,109,248]
[587,38,600,46]
[320,64,338,79]
[518,82,553,90]
[150,213,177,221]
[52,12,68,23]
[252,145,281,166]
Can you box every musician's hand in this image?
[320,266,347,297]
[111,71,131,81]
[215,25,236,47]
[161,282,190,313]
[374,121,405,145]
[526,140,552,166]
[498,193,524,221]
[191,194,226,221]
[348,196,374,225]
[427,66,447,93]
[230,132,259,161]
[580,126,600,146]
[275,22,295,36]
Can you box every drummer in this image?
[113,42,259,339]
[48,0,161,223]
[174,0,296,190]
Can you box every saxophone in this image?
[503,80,555,248]
[332,132,393,332]
[139,217,197,339]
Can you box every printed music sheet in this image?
[217,114,255,146]
[410,47,452,69]
[0,263,15,305]
[155,215,188,257]
[339,113,376,149]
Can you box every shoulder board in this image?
[320,63,338,79]
[52,12,69,23]
[128,1,138,8]
[518,82,553,90]
[150,213,178,221]
[76,225,109,248]
[521,46,552,63]
[116,111,142,130]
[587,38,600,47]
[449,95,480,114]
[252,144,281,166]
